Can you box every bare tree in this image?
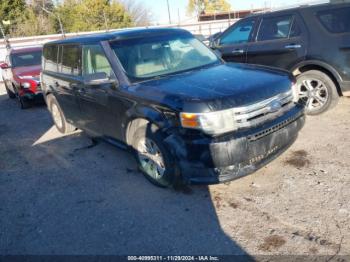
[120,0,152,26]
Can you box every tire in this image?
[47,95,76,134]
[18,95,30,109]
[295,70,339,115]
[132,124,179,188]
[4,83,15,99]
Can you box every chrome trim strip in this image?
[233,91,293,114]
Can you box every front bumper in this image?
[165,105,305,185]
[21,91,44,101]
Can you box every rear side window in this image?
[257,15,293,41]
[43,45,58,72]
[317,7,350,34]
[220,19,255,45]
[60,45,81,76]
[82,44,115,79]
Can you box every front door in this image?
[246,13,307,70]
[215,18,257,63]
[77,44,120,138]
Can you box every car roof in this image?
[45,28,192,46]
[247,2,350,18]
[10,46,42,54]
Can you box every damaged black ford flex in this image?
[41,28,305,187]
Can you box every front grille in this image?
[233,90,294,129]
[247,115,300,142]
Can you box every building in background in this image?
[199,8,267,22]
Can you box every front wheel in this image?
[295,70,339,115]
[4,83,15,99]
[18,95,30,109]
[132,124,179,188]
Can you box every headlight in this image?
[180,109,237,135]
[22,82,31,89]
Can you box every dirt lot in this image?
[0,83,350,257]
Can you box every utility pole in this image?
[166,0,172,25]
[0,22,11,50]
[103,11,109,32]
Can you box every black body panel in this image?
[212,3,350,95]
[41,28,305,185]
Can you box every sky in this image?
[143,0,327,24]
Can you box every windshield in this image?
[11,50,42,68]
[110,34,219,81]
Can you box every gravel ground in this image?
[0,83,349,257]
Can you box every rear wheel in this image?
[47,95,75,134]
[132,124,179,188]
[295,70,339,115]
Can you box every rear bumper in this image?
[165,105,305,185]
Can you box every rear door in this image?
[247,12,307,70]
[215,17,257,63]
[314,5,350,83]
[54,44,82,124]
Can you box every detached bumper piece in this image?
[167,106,305,185]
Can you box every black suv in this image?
[211,3,350,115]
[41,28,305,187]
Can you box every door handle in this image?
[232,49,244,54]
[285,44,302,49]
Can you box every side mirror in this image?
[0,62,10,69]
[84,72,119,89]
[209,32,222,49]
[210,39,221,49]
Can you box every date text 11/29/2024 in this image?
[127,256,220,261]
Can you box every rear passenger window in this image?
[258,15,293,41]
[60,45,81,76]
[82,44,115,79]
[317,7,350,34]
[43,45,58,72]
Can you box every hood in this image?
[13,65,41,79]
[128,63,293,112]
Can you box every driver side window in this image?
[220,19,255,46]
[82,44,116,80]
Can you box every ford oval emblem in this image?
[269,100,282,113]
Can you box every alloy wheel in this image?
[137,138,165,180]
[296,79,329,112]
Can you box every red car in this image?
[0,46,43,109]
